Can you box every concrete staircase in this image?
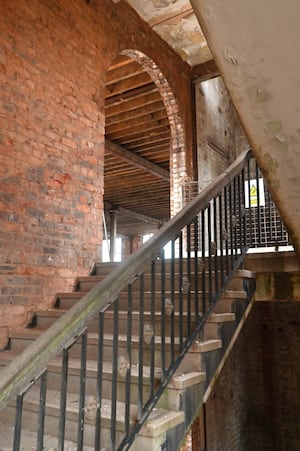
[0,261,255,450]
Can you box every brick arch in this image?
[119,49,186,216]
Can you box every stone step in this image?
[54,289,217,313]
[31,308,235,343]
[0,387,185,450]
[0,350,205,411]
[8,326,222,368]
[213,290,247,314]
[0,422,95,451]
[33,308,199,337]
[75,270,254,292]
[93,258,237,276]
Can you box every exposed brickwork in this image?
[0,0,192,332]
[195,77,247,188]
[204,301,300,450]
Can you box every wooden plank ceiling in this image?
[104,55,171,236]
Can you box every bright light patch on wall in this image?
[143,233,172,259]
[102,238,122,262]
[244,178,265,208]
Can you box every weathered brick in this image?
[205,301,300,450]
[0,0,192,333]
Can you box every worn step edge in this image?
[206,312,235,323]
[140,409,185,438]
[189,338,222,353]
[169,371,205,390]
[3,387,184,438]
[9,330,223,352]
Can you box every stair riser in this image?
[78,274,209,293]
[77,272,228,294]
[46,369,159,406]
[214,297,247,314]
[35,313,198,337]
[178,347,223,377]
[8,336,187,368]
[56,293,205,313]
[0,404,124,449]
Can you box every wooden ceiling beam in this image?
[191,59,220,83]
[105,91,161,115]
[105,84,158,106]
[105,72,152,98]
[108,55,132,71]
[106,100,165,126]
[126,133,170,149]
[106,110,168,135]
[127,140,170,153]
[105,139,170,182]
[107,119,169,142]
[149,5,193,27]
[104,202,163,225]
[106,61,144,85]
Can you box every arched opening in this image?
[103,50,185,261]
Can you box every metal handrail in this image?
[0,148,253,412]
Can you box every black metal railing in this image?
[0,149,290,450]
[182,157,289,250]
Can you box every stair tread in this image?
[221,289,247,299]
[9,328,222,350]
[0,422,95,451]
[35,308,202,318]
[0,349,205,390]
[207,312,235,322]
[9,386,184,435]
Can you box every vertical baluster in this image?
[95,312,104,451]
[58,348,69,451]
[218,193,224,286]
[247,159,253,247]
[78,331,87,451]
[150,261,156,396]
[241,169,247,252]
[179,231,184,351]
[213,198,218,295]
[111,298,119,450]
[36,370,47,451]
[224,186,229,277]
[256,161,262,245]
[237,173,243,254]
[278,195,285,243]
[138,276,144,419]
[193,216,199,320]
[186,223,191,336]
[207,203,212,306]
[160,249,166,376]
[233,177,238,256]
[267,187,273,243]
[13,394,24,451]
[125,285,132,438]
[170,240,175,364]
[229,181,234,268]
[201,210,206,315]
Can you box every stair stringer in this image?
[162,271,256,450]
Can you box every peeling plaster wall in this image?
[190,0,300,255]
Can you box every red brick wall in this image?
[204,301,300,450]
[0,0,192,333]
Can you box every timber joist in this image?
[104,54,171,235]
